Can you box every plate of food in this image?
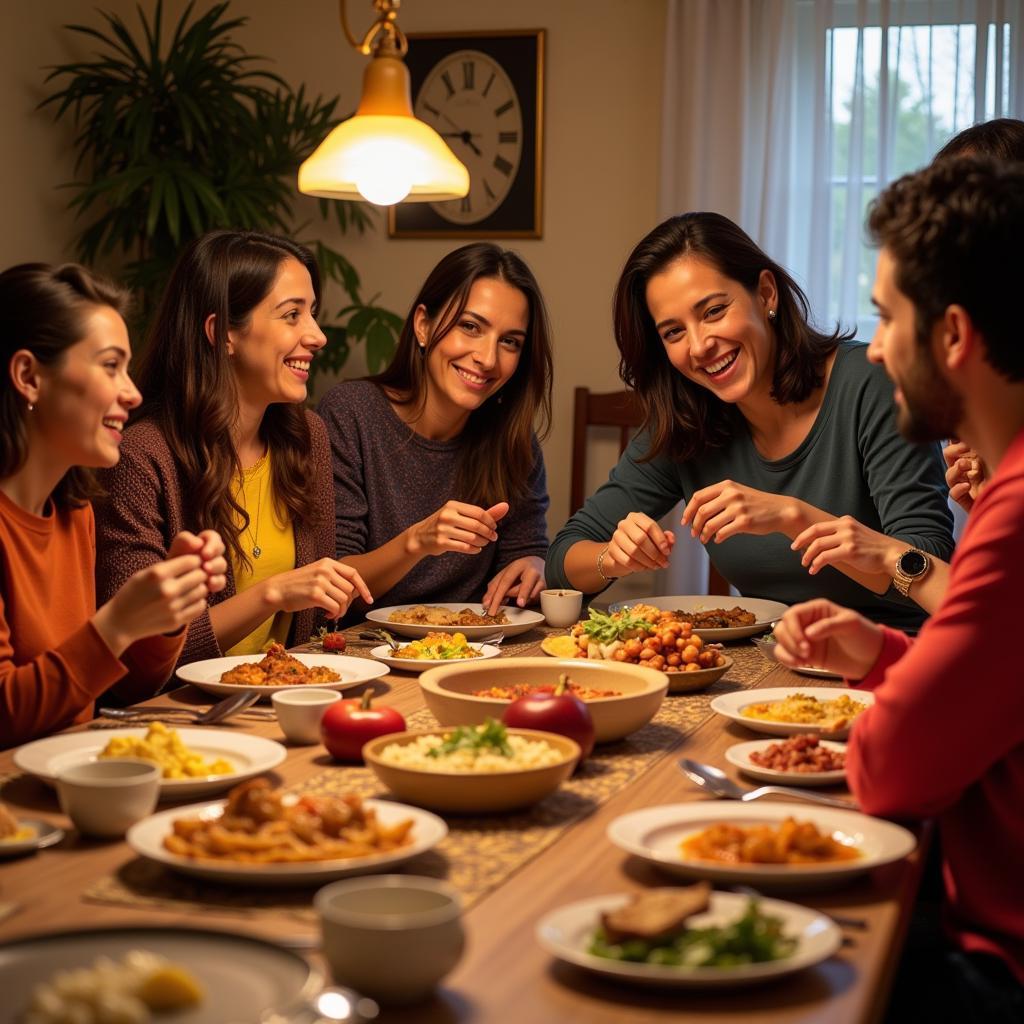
[725,736,848,786]
[13,725,287,799]
[175,644,388,699]
[711,687,874,739]
[365,603,544,640]
[0,925,320,1024]
[608,596,787,641]
[370,632,501,672]
[127,778,448,886]
[0,802,65,859]
[607,802,916,889]
[536,882,841,988]
[751,635,843,679]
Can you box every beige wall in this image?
[0,0,666,539]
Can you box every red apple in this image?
[501,674,595,760]
[321,690,406,761]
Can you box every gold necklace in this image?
[243,460,265,559]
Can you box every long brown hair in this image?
[370,244,553,506]
[133,230,324,571]
[0,262,130,508]
[614,213,853,462]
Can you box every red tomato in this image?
[321,690,406,761]
[321,631,347,653]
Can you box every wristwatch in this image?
[893,548,931,597]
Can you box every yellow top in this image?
[226,451,295,655]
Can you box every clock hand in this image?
[439,130,483,157]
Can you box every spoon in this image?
[260,986,379,1023]
[98,690,262,725]
[679,758,857,810]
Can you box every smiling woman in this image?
[93,232,371,699]
[317,244,552,620]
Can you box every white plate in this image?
[0,819,65,859]
[537,890,841,988]
[366,603,545,640]
[127,797,448,886]
[725,738,848,786]
[751,636,843,679]
[176,652,388,700]
[13,729,286,799]
[711,686,874,740]
[607,802,916,889]
[370,642,501,672]
[0,926,319,1023]
[608,596,787,641]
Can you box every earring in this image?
[767,309,777,321]
[27,402,34,412]
[417,342,426,356]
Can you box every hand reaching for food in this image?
[407,500,510,557]
[261,558,373,618]
[943,441,986,513]
[772,599,884,681]
[482,555,545,615]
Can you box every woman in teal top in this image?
[546,213,953,631]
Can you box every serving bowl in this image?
[418,658,668,744]
[664,655,734,694]
[362,727,580,813]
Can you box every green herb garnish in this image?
[426,718,513,759]
[580,607,653,645]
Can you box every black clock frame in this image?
[388,29,544,239]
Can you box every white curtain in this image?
[658,0,1024,593]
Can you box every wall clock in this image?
[388,30,544,238]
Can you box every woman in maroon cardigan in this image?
[95,231,369,696]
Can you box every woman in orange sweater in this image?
[0,263,226,749]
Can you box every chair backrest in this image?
[569,385,731,597]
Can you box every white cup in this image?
[316,875,464,1005]
[272,688,343,745]
[540,588,584,628]
[56,758,160,838]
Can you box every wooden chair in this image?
[569,386,730,596]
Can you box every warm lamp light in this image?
[298,0,469,206]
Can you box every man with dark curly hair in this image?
[774,155,1024,1022]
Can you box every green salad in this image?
[589,899,797,968]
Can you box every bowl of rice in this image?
[362,724,580,813]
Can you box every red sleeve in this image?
[846,473,1024,818]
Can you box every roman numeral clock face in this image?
[415,50,523,225]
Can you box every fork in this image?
[477,632,505,645]
[98,691,263,725]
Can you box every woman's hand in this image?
[602,512,676,577]
[407,501,510,558]
[681,480,805,543]
[790,516,903,583]
[262,559,373,619]
[943,441,986,513]
[482,556,545,616]
[773,599,884,680]
[168,530,228,594]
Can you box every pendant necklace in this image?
[245,466,264,559]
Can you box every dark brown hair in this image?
[0,262,130,507]
[133,230,324,570]
[868,155,1024,381]
[614,212,853,462]
[370,243,553,506]
[934,117,1024,162]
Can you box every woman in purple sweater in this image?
[318,244,553,617]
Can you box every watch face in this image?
[414,49,523,225]
[898,550,928,577]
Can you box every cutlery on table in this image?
[260,984,379,1023]
[98,690,263,726]
[477,632,505,645]
[678,757,857,810]
[358,629,399,651]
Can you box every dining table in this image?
[0,618,929,1024]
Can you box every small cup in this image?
[540,588,584,628]
[56,758,160,838]
[316,875,464,1005]
[272,688,343,745]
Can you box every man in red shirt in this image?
[775,156,1024,1021]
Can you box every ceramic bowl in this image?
[272,687,342,745]
[362,727,579,813]
[56,758,160,838]
[418,657,667,744]
[665,655,734,694]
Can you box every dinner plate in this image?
[370,642,501,672]
[607,802,916,889]
[176,652,388,700]
[365,603,545,640]
[127,797,448,885]
[0,926,320,1023]
[725,738,848,786]
[0,819,65,859]
[711,686,874,740]
[13,729,287,799]
[751,636,843,679]
[537,890,841,988]
[607,596,787,641]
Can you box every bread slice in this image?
[600,882,712,942]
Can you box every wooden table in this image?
[0,628,926,1024]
